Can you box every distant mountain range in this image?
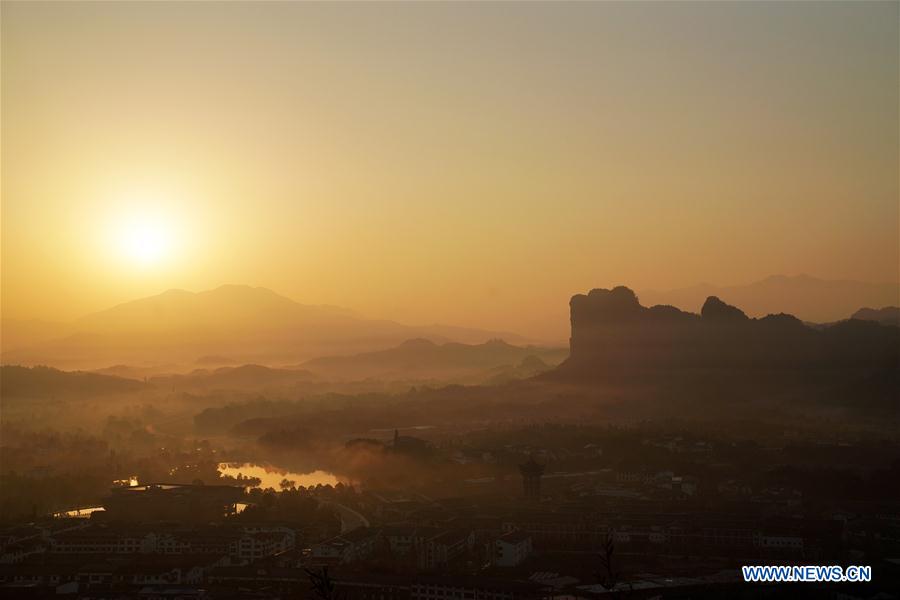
[149,364,316,392]
[639,275,898,324]
[851,306,900,327]
[0,285,530,369]
[2,338,564,396]
[145,338,564,390]
[300,338,566,382]
[0,365,145,398]
[2,277,896,370]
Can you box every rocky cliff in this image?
[558,286,898,376]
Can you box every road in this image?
[321,500,369,533]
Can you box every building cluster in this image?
[0,517,538,598]
[46,523,294,560]
[312,526,481,571]
[0,520,296,589]
[3,437,899,598]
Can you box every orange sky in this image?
[2,2,898,340]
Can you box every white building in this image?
[494,530,532,567]
[311,527,379,564]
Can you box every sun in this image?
[100,184,190,270]
[125,221,170,264]
[116,213,174,266]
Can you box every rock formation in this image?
[558,286,899,376]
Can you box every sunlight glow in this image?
[122,219,170,264]
[108,198,181,268]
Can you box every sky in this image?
[2,1,898,340]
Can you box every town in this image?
[2,421,898,598]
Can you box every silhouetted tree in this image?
[595,532,631,598]
[305,566,340,600]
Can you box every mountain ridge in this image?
[0,365,146,397]
[851,306,900,327]
[1,285,531,368]
[639,274,899,324]
[300,337,567,381]
[555,285,899,376]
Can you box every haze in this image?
[2,1,898,341]
[1,3,899,594]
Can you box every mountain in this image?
[479,354,553,385]
[150,364,316,392]
[639,275,899,324]
[195,355,239,366]
[851,306,900,327]
[0,319,72,352]
[555,285,899,375]
[300,338,567,381]
[0,365,146,397]
[0,285,530,369]
[73,285,355,334]
[93,363,185,379]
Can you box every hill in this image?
[301,338,567,381]
[639,275,899,324]
[150,364,316,392]
[556,286,899,374]
[0,319,72,352]
[851,306,900,327]
[548,286,899,414]
[0,365,146,398]
[0,285,529,368]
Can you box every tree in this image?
[305,566,340,600]
[595,532,628,596]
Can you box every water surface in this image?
[218,462,345,489]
